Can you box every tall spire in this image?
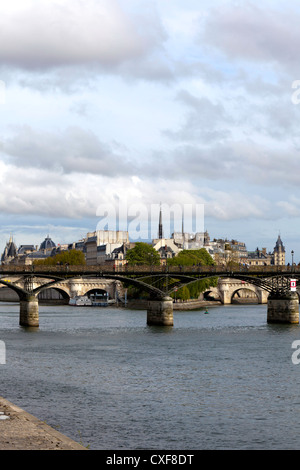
[158,203,163,239]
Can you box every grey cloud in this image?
[147,140,300,188]
[163,90,232,143]
[202,3,300,73]
[0,126,134,176]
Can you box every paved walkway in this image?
[0,396,87,450]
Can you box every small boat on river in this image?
[69,294,114,307]
[69,295,92,306]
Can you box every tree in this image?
[176,285,190,301]
[168,248,217,300]
[125,242,160,266]
[167,248,215,267]
[224,246,240,270]
[34,249,86,266]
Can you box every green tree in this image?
[168,248,217,300]
[126,242,160,266]
[34,249,86,266]
[167,248,215,267]
[176,285,190,301]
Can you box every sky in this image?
[0,0,299,262]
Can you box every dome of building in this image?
[39,235,56,251]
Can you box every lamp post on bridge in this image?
[291,250,294,272]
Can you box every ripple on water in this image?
[0,303,300,449]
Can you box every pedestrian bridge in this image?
[0,264,299,327]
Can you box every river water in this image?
[1,302,300,450]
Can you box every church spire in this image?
[158,204,163,239]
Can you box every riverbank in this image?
[126,299,221,310]
[0,396,87,450]
[173,299,221,310]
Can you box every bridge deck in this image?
[0,264,298,278]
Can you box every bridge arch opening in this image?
[38,288,70,305]
[0,286,19,302]
[85,288,109,301]
[231,288,259,304]
[203,290,220,301]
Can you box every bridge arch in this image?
[231,287,259,304]
[84,288,109,300]
[217,277,269,304]
[203,287,220,301]
[37,287,70,304]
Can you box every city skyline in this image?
[0,1,299,263]
[0,225,289,267]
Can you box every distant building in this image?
[172,231,210,250]
[208,238,248,265]
[273,234,285,265]
[1,235,18,264]
[20,235,57,265]
[247,248,272,266]
[67,239,86,253]
[1,235,57,265]
[85,230,130,265]
[152,238,181,265]
[225,239,248,262]
[110,242,136,267]
[39,235,56,252]
[246,236,286,266]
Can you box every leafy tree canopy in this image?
[167,248,214,267]
[126,242,160,266]
[167,248,216,300]
[34,249,86,266]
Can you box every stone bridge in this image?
[205,278,270,304]
[0,277,124,303]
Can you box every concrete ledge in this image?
[0,396,87,450]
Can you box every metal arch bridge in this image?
[0,264,298,300]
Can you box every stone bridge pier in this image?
[147,297,173,326]
[19,294,39,328]
[267,292,299,324]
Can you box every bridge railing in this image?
[0,263,299,275]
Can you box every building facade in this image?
[85,230,130,265]
[247,248,272,266]
[1,235,57,265]
[273,235,285,265]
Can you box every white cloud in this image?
[0,0,299,258]
[0,0,166,71]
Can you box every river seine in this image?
[1,302,300,450]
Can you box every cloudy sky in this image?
[0,0,299,261]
